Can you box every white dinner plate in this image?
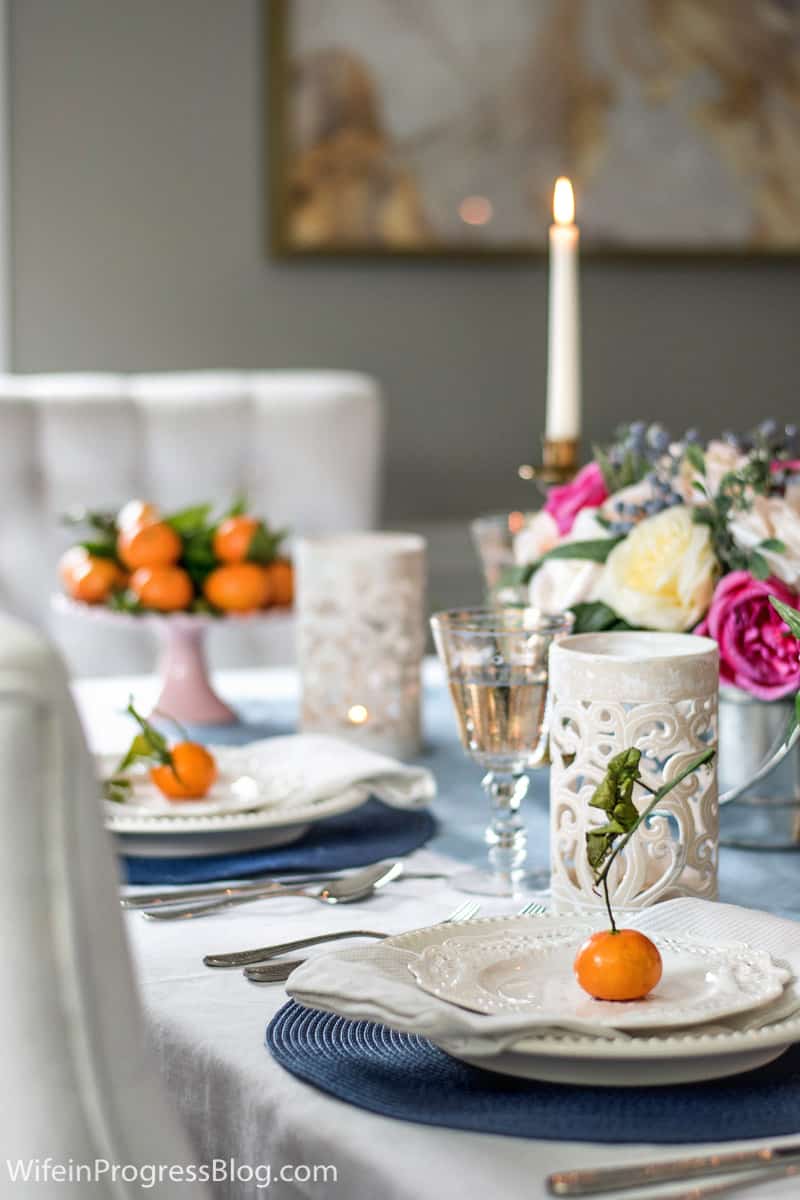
[408,927,790,1031]
[100,746,372,857]
[450,1043,790,1087]
[385,916,800,1087]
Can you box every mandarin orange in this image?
[117,520,182,570]
[150,741,217,800]
[130,565,194,612]
[67,555,126,604]
[59,545,91,588]
[265,558,294,607]
[117,499,160,532]
[212,515,259,564]
[203,563,271,613]
[574,929,662,1001]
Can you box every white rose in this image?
[728,484,800,588]
[513,509,559,566]
[529,508,611,612]
[599,505,718,631]
[677,439,747,504]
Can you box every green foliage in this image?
[104,700,174,801]
[224,493,248,518]
[771,596,800,639]
[246,524,285,565]
[545,537,623,564]
[165,504,213,538]
[594,443,649,494]
[62,507,118,537]
[691,454,779,577]
[684,443,706,476]
[181,527,217,589]
[586,748,643,871]
[570,601,633,634]
[585,746,716,930]
[770,596,800,746]
[78,539,118,559]
[107,589,143,614]
[497,538,626,595]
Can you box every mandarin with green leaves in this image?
[150,742,217,800]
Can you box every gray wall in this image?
[10,0,800,522]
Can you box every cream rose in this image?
[599,506,718,631]
[528,508,611,612]
[728,484,800,588]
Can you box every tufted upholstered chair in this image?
[0,370,383,677]
[0,613,211,1195]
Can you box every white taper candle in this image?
[545,177,581,441]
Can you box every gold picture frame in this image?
[267,0,800,260]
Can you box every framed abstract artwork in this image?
[267,0,800,256]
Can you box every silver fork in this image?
[241,899,482,983]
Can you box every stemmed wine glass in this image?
[431,606,574,897]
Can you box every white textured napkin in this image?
[101,732,435,818]
[287,898,800,1058]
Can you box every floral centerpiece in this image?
[511,421,800,703]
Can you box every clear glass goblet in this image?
[431,606,574,897]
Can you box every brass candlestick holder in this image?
[518,437,580,493]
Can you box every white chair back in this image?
[0,614,211,1196]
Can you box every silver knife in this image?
[547,1143,800,1196]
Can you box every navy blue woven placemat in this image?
[122,799,436,885]
[267,1000,800,1144]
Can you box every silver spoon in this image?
[141,861,403,922]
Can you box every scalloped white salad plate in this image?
[384,916,800,1086]
[408,927,790,1032]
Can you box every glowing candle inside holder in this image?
[296,533,427,759]
[545,177,581,443]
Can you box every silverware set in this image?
[211,899,546,984]
[121,868,448,911]
[548,1141,800,1198]
[131,860,408,921]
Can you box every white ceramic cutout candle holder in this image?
[296,532,426,759]
[548,632,719,913]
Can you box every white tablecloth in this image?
[74,669,800,1200]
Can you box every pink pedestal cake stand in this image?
[53,595,289,725]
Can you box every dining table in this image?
[73,660,800,1200]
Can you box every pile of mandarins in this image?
[59,499,293,615]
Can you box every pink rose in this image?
[696,571,800,700]
[544,462,608,535]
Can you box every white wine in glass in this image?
[432,607,574,896]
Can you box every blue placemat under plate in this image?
[122,798,437,885]
[267,1001,800,1144]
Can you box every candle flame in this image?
[553,177,575,225]
[347,704,369,726]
